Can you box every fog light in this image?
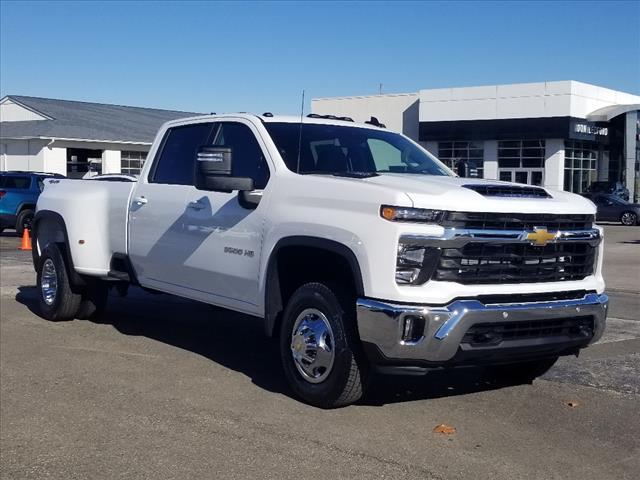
[401,315,425,342]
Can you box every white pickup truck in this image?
[32,114,608,407]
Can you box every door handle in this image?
[133,196,148,205]
[187,200,206,211]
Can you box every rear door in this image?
[128,121,216,291]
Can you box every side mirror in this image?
[195,146,254,192]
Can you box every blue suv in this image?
[0,171,65,236]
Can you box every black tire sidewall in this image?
[37,244,81,321]
[280,283,361,407]
[16,209,34,237]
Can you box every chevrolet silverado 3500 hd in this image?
[32,114,608,408]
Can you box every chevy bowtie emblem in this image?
[526,227,557,246]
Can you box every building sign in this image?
[570,120,609,142]
[573,123,608,136]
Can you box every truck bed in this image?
[36,178,136,276]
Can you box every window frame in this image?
[121,150,148,176]
[437,140,484,178]
[563,140,600,194]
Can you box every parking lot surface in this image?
[1,225,639,479]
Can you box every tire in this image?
[620,211,637,226]
[16,209,34,237]
[279,282,369,408]
[37,243,82,321]
[484,357,559,384]
[76,280,109,319]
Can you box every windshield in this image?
[264,122,451,176]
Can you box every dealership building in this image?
[312,81,640,201]
[0,95,197,178]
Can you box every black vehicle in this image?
[586,181,630,201]
[586,194,640,226]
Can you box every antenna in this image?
[296,89,305,174]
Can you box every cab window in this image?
[211,122,270,189]
[151,123,215,185]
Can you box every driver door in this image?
[180,120,271,312]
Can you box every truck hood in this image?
[363,174,596,215]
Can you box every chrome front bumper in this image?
[356,293,608,364]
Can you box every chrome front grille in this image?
[441,212,594,231]
[433,242,597,284]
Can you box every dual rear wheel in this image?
[37,243,109,321]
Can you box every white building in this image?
[0,96,198,177]
[313,81,640,201]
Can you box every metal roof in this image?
[0,95,201,144]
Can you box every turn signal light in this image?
[380,205,444,223]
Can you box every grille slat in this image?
[433,242,596,284]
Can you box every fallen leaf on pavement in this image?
[433,424,456,434]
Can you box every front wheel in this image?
[280,282,369,408]
[37,244,82,321]
[620,211,637,226]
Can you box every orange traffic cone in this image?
[20,228,32,251]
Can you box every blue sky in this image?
[1,1,638,114]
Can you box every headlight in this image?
[381,205,444,223]
[396,242,441,285]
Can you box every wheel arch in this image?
[263,236,365,337]
[17,202,36,213]
[31,210,85,286]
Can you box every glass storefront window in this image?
[498,139,545,185]
[563,140,599,193]
[438,141,484,178]
[121,150,147,176]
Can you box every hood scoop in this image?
[463,184,552,198]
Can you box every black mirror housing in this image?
[199,176,254,192]
[195,146,254,192]
[197,146,232,175]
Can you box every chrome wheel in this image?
[290,308,335,384]
[41,258,58,306]
[621,212,637,226]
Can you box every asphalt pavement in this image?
[1,225,638,480]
